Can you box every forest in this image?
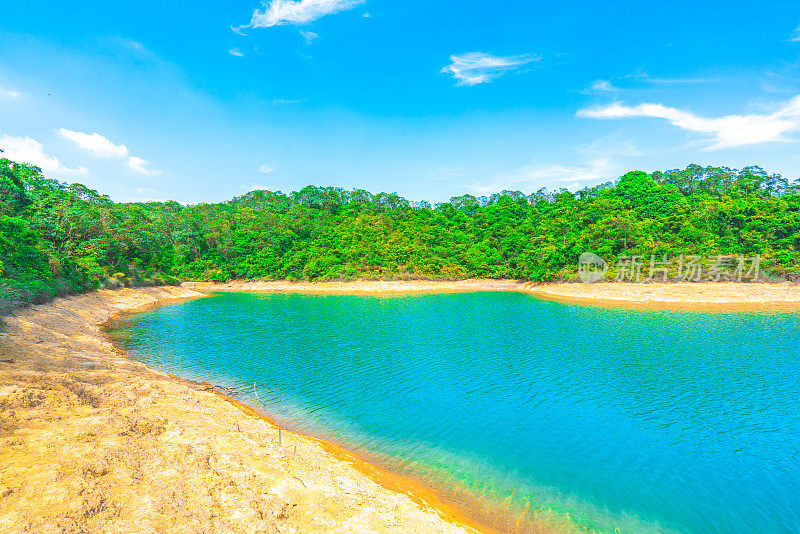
[2,155,800,312]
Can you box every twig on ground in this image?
[253,382,263,407]
[203,384,243,396]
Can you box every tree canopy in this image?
[2,157,800,312]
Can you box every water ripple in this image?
[112,292,800,534]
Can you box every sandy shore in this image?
[183,279,523,294]
[520,281,800,308]
[0,287,481,534]
[185,278,800,308]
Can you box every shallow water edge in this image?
[1,286,481,533]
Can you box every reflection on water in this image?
[110,292,800,533]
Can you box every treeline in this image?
[2,157,800,311]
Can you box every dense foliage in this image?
[2,156,800,312]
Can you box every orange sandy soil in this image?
[185,279,800,308]
[521,281,800,308]
[183,279,523,294]
[0,287,481,534]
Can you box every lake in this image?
[110,291,800,533]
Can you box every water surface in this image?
[111,291,800,533]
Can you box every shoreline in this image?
[0,287,488,533]
[5,280,800,532]
[183,278,524,294]
[185,278,800,308]
[521,281,800,309]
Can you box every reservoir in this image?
[111,291,800,533]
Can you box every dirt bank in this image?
[0,287,479,534]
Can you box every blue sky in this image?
[2,1,800,203]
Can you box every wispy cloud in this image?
[519,158,613,183]
[627,70,717,85]
[239,0,365,29]
[760,69,800,94]
[790,25,800,42]
[58,129,161,174]
[428,167,468,181]
[0,86,21,99]
[582,79,618,94]
[580,73,715,95]
[578,96,800,150]
[229,47,245,57]
[0,135,88,176]
[464,133,638,194]
[300,29,319,44]
[231,25,248,36]
[465,158,615,194]
[104,37,161,63]
[114,38,148,55]
[442,52,537,86]
[257,164,274,174]
[127,156,160,175]
[273,98,306,105]
[243,182,271,191]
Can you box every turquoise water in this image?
[111,291,800,533]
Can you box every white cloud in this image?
[0,135,88,176]
[229,47,245,57]
[57,128,129,158]
[442,52,537,86]
[578,97,800,150]
[584,79,618,93]
[0,86,21,99]
[300,30,319,44]
[257,164,274,174]
[58,128,161,174]
[790,25,800,42]
[241,0,365,28]
[127,156,161,175]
